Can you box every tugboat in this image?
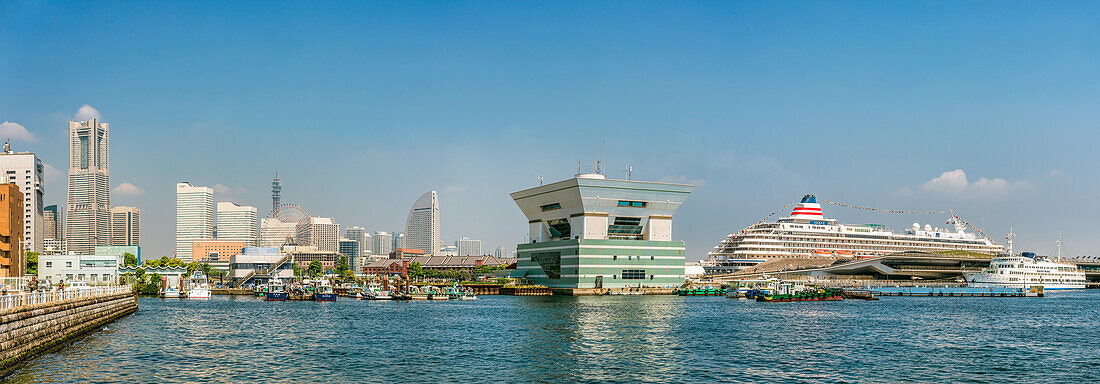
[265,279,289,301]
[314,280,338,301]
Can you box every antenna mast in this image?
[1056,232,1063,259]
[1005,228,1015,255]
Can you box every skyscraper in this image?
[260,218,297,247]
[308,217,339,252]
[345,226,366,255]
[216,202,258,246]
[66,119,110,255]
[176,182,214,260]
[0,141,45,252]
[43,205,60,241]
[403,191,440,255]
[374,231,393,256]
[110,206,140,246]
[456,237,481,256]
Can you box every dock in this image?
[867,286,1040,297]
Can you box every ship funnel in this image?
[791,195,824,219]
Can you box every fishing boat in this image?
[314,280,338,301]
[186,271,212,299]
[265,279,289,301]
[674,286,726,296]
[756,287,844,302]
[253,284,267,297]
[362,283,393,300]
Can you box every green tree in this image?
[408,262,424,280]
[336,255,349,275]
[123,253,138,267]
[307,261,323,277]
[293,263,303,278]
[25,251,39,275]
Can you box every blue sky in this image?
[2,1,1099,259]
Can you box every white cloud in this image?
[74,104,102,121]
[918,169,1029,198]
[0,121,38,143]
[214,184,248,196]
[113,182,146,196]
[43,164,63,184]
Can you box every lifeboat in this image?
[836,250,854,256]
[813,249,833,256]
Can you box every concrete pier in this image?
[0,287,137,377]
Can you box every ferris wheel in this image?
[269,203,311,225]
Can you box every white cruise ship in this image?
[703,195,1005,274]
[965,254,1086,290]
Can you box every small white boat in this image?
[162,287,181,298]
[363,283,393,300]
[186,271,212,299]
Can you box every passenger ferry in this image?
[703,195,1005,275]
[965,253,1086,290]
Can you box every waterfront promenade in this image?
[1,286,136,377]
[4,291,1100,383]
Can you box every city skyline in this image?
[2,2,1099,259]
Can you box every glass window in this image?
[621,269,645,280]
[540,203,561,211]
[617,200,647,208]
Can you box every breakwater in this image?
[0,287,137,377]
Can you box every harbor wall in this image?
[0,291,137,377]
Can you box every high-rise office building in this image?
[271,173,281,213]
[260,218,297,247]
[362,232,373,255]
[0,141,45,252]
[374,231,393,256]
[110,206,140,246]
[345,226,367,255]
[403,191,439,255]
[43,205,60,241]
[393,232,405,252]
[216,202,258,246]
[66,119,110,255]
[176,182,214,260]
[0,183,24,277]
[308,217,339,253]
[338,237,360,259]
[456,237,481,256]
[494,246,511,259]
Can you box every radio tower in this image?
[271,172,282,212]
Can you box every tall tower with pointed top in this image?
[271,173,281,213]
[66,118,110,255]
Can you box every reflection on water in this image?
[6,292,1100,383]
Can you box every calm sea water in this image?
[5,291,1100,383]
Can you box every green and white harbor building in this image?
[510,173,693,290]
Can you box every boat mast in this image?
[1005,228,1015,255]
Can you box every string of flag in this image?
[822,200,947,214]
[951,213,1001,246]
[730,203,793,238]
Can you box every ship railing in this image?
[0,285,132,311]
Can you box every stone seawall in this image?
[0,292,138,377]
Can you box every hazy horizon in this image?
[3,1,1099,259]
